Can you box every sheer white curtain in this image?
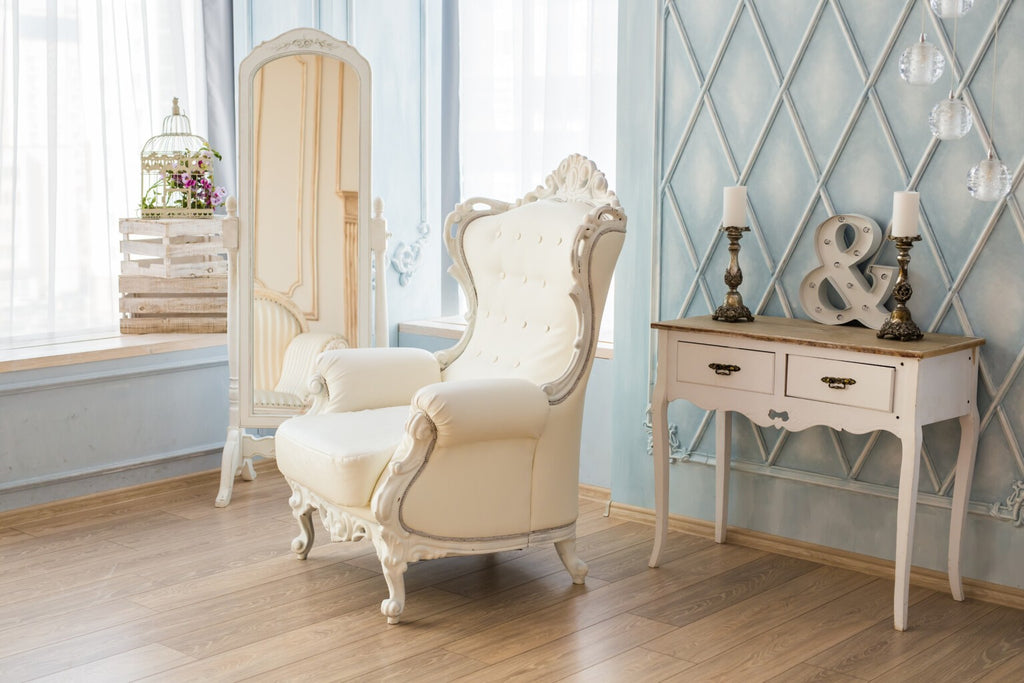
[0,1,209,345]
[458,0,618,200]
[458,0,618,337]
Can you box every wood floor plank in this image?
[0,599,155,659]
[445,543,764,665]
[765,662,863,682]
[584,529,715,583]
[128,538,377,611]
[876,604,1024,681]
[660,579,913,682]
[630,553,819,627]
[233,575,607,682]
[975,651,1024,681]
[29,643,195,682]
[806,591,997,679]
[450,612,676,681]
[139,587,473,682]
[555,644,694,682]
[349,645,487,682]
[644,565,877,663]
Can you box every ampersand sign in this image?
[799,214,896,328]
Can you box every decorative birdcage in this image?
[140,98,225,218]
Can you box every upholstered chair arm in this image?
[309,347,442,414]
[274,332,348,401]
[412,378,550,446]
[371,378,551,539]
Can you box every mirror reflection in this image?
[250,54,361,413]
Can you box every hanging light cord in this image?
[949,9,959,95]
[989,3,999,157]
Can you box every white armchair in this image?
[275,154,626,623]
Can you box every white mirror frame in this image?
[217,28,385,507]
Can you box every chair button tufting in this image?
[514,361,521,368]
[537,235,543,243]
[545,325,551,333]
[521,321,527,328]
[493,355,500,363]
[499,272,506,280]
[515,232,522,240]
[522,275,528,283]
[496,230,502,238]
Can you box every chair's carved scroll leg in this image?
[380,557,408,625]
[555,537,588,585]
[288,488,315,559]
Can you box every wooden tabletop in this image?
[652,315,984,360]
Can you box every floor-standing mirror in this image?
[217,28,387,507]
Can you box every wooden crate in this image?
[119,274,227,333]
[118,217,228,334]
[119,217,227,277]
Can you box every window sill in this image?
[399,317,614,360]
[0,333,227,374]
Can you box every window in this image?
[458,0,617,198]
[0,2,211,346]
[457,0,618,340]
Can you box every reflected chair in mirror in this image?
[251,288,349,412]
[275,154,626,623]
[216,29,387,508]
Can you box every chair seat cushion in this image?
[275,406,410,508]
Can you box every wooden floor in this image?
[2,466,1023,682]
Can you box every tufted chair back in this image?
[436,155,626,531]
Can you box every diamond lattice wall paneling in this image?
[655,0,1024,517]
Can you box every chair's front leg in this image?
[555,537,588,584]
[379,556,408,625]
[287,487,315,559]
[372,529,409,624]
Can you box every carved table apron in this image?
[648,315,984,631]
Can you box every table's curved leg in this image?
[948,405,980,601]
[893,424,923,631]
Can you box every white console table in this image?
[648,315,983,631]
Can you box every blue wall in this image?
[0,347,227,512]
[613,0,1024,589]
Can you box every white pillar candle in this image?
[723,186,748,227]
[892,191,920,238]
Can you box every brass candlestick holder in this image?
[713,225,754,322]
[877,235,923,342]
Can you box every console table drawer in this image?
[676,342,774,394]
[786,355,895,411]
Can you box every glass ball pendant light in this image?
[930,0,974,19]
[967,152,1011,202]
[899,35,945,86]
[929,94,973,139]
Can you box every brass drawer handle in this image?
[709,363,741,376]
[822,376,856,390]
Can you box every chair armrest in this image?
[274,332,348,400]
[413,378,550,447]
[313,347,441,413]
